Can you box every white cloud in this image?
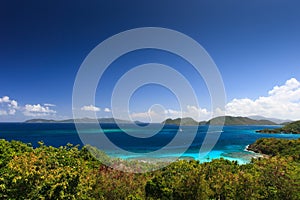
[23,104,56,117]
[0,110,7,115]
[0,96,58,119]
[10,100,18,108]
[1,78,299,121]
[81,105,100,112]
[129,78,300,122]
[8,109,16,115]
[131,110,165,123]
[185,105,211,120]
[0,96,10,103]
[104,108,111,112]
[225,78,300,120]
[44,103,56,107]
[130,105,212,122]
[163,106,212,121]
[131,111,152,119]
[0,96,19,115]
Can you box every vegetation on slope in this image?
[29,116,278,126]
[163,116,276,126]
[25,118,133,124]
[0,138,299,199]
[257,120,300,134]
[163,117,199,126]
[247,138,300,160]
[280,120,300,133]
[207,116,276,125]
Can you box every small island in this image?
[256,120,300,134]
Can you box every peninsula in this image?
[256,120,300,134]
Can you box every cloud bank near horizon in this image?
[23,104,56,117]
[80,105,101,112]
[130,78,300,122]
[1,78,300,121]
[225,78,300,120]
[0,97,57,117]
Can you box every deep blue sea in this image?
[1,123,300,164]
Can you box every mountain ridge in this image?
[25,116,291,126]
[162,116,278,126]
[207,116,277,125]
[25,118,133,124]
[248,115,292,124]
[256,120,300,134]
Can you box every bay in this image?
[1,123,299,164]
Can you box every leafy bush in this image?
[0,139,299,199]
[146,157,300,199]
[248,138,300,160]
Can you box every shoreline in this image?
[244,144,269,159]
[118,147,264,165]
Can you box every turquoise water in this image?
[0,123,299,164]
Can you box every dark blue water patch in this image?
[0,123,83,147]
[101,124,197,152]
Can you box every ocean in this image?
[1,123,299,164]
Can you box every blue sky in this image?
[1,0,300,122]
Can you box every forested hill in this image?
[26,116,278,126]
[163,116,276,126]
[257,120,300,134]
[162,117,200,126]
[1,138,300,199]
[247,138,300,160]
[207,116,276,125]
[25,118,132,124]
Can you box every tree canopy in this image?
[0,138,299,199]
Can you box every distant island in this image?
[162,116,277,126]
[26,116,286,126]
[162,117,201,126]
[247,115,292,124]
[25,118,134,124]
[207,116,277,125]
[256,120,300,134]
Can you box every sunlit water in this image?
[1,123,299,164]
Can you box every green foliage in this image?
[281,120,300,134]
[0,140,151,199]
[94,165,148,199]
[163,116,277,126]
[208,116,276,125]
[248,138,300,160]
[0,138,299,199]
[1,142,97,199]
[257,120,300,134]
[146,157,300,200]
[0,139,32,168]
[163,117,199,126]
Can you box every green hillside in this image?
[25,118,132,124]
[163,117,199,126]
[1,139,300,199]
[257,120,300,134]
[28,116,279,126]
[163,116,277,126]
[207,116,276,125]
[247,138,300,160]
[281,120,300,133]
